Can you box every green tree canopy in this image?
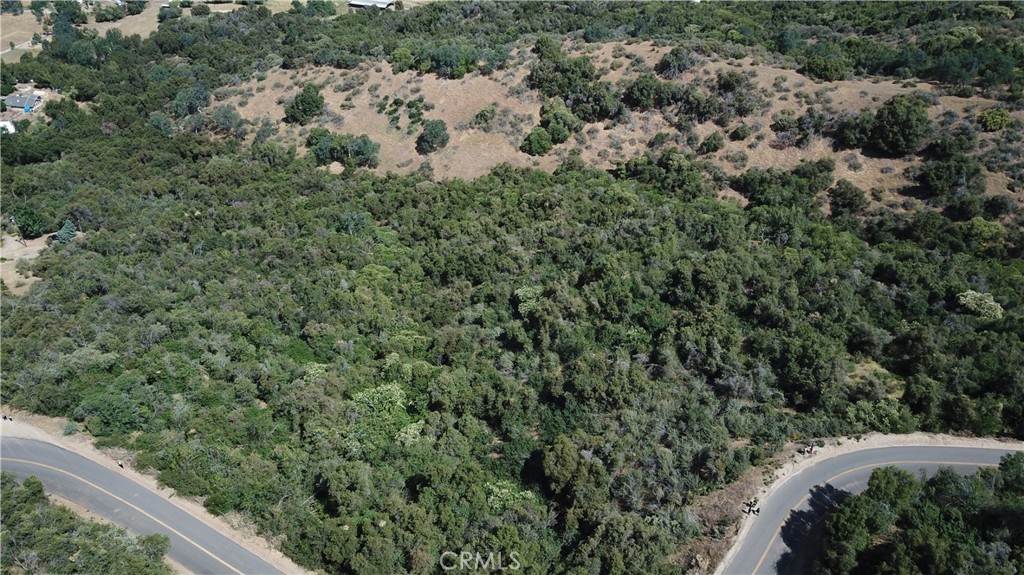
[415,119,449,154]
[284,84,325,125]
[871,94,932,156]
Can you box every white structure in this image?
[0,121,15,135]
[349,0,395,9]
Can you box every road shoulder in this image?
[713,432,1024,575]
[0,405,312,575]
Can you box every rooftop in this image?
[349,0,395,8]
[3,94,42,110]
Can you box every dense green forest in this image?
[0,473,173,575]
[1,1,1023,573]
[822,453,1024,575]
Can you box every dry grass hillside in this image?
[217,37,1022,213]
[4,4,1018,209]
[1,1,297,63]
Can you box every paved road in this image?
[1,437,283,575]
[718,446,1020,575]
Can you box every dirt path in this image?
[0,405,313,575]
[0,40,32,55]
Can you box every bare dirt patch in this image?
[0,233,47,295]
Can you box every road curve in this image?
[717,445,1022,575]
[1,437,283,575]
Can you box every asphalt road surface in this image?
[1,437,283,575]
[718,446,1019,575]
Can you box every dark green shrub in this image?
[94,5,126,22]
[527,37,620,122]
[424,44,473,79]
[983,195,1015,218]
[306,128,379,168]
[157,5,181,22]
[771,110,799,134]
[471,104,497,129]
[918,153,983,200]
[582,23,611,43]
[655,47,697,79]
[569,81,622,123]
[648,132,671,148]
[833,111,875,149]
[800,55,848,81]
[521,127,553,156]
[305,0,336,17]
[871,95,931,156]
[623,73,675,111]
[729,124,753,141]
[540,99,582,144]
[828,180,869,218]
[284,84,324,125]
[11,205,46,239]
[698,132,725,155]
[212,105,246,138]
[416,119,449,154]
[930,130,977,157]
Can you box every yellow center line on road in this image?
[748,459,1000,575]
[3,457,244,575]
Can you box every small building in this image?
[349,0,395,10]
[3,94,42,112]
[0,121,15,135]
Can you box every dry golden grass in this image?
[1,4,42,63]
[190,38,1023,204]
[0,0,304,61]
[0,233,46,295]
[221,59,553,180]
[1,47,34,64]
[89,0,165,38]
[570,40,671,84]
[0,2,39,46]
[1,0,164,63]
